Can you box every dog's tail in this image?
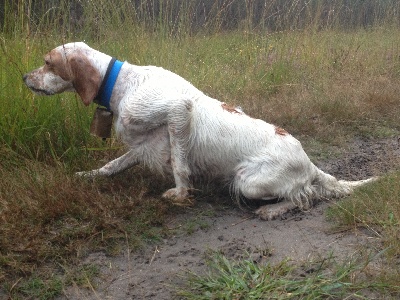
[288,165,377,210]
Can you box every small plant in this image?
[7,276,63,300]
[65,264,100,288]
[184,218,210,235]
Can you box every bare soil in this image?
[58,136,399,300]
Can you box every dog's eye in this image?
[45,60,51,66]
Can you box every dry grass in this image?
[0,148,171,292]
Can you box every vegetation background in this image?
[0,0,399,299]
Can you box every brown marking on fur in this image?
[44,50,71,80]
[42,49,101,106]
[69,55,101,106]
[221,102,241,114]
[275,126,288,136]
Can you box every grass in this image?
[10,276,63,300]
[0,151,171,298]
[175,250,399,299]
[1,0,400,298]
[327,172,400,259]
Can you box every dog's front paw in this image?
[75,170,99,178]
[162,187,194,206]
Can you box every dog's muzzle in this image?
[23,74,54,96]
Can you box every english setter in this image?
[23,42,373,220]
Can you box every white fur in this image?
[23,42,374,219]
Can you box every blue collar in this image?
[94,57,124,111]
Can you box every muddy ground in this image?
[58,136,399,300]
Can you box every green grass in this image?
[1,0,400,298]
[7,276,63,300]
[175,250,399,299]
[327,172,400,258]
[325,173,400,295]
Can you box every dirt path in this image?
[59,136,399,300]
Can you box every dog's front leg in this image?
[76,149,139,178]
[162,100,193,204]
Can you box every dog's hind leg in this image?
[76,149,139,178]
[236,173,298,220]
[233,162,312,220]
[233,162,283,200]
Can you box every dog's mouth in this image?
[27,85,54,96]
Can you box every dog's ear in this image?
[69,56,101,106]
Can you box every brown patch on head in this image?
[221,102,242,114]
[275,126,288,136]
[43,48,101,106]
[44,49,71,80]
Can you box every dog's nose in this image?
[23,74,28,82]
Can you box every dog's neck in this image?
[94,57,124,111]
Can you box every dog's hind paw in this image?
[255,201,297,221]
[162,187,194,207]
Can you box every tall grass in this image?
[1,0,400,298]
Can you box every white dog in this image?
[23,42,373,220]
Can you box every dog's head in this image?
[23,42,102,106]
